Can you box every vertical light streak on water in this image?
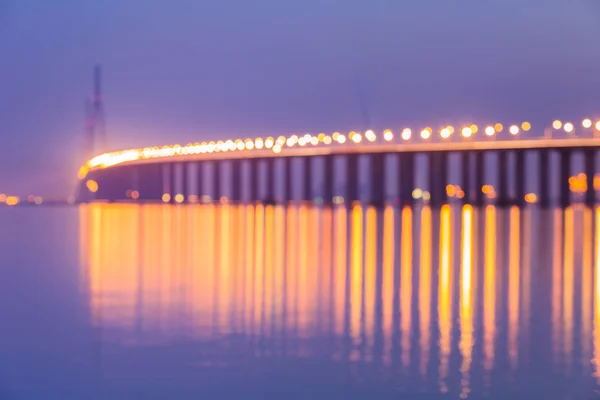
[382,206,395,366]
[419,206,432,379]
[508,207,520,371]
[459,205,474,399]
[273,206,286,338]
[400,206,413,372]
[364,206,377,363]
[89,205,102,326]
[253,204,265,338]
[333,207,348,342]
[552,208,563,367]
[319,207,333,336]
[350,205,363,361]
[244,205,255,334]
[563,207,575,370]
[285,206,298,339]
[438,204,452,393]
[162,205,175,332]
[263,205,274,338]
[593,207,600,385]
[233,206,246,333]
[297,205,310,339]
[219,205,232,334]
[482,205,498,386]
[307,206,320,339]
[582,207,593,371]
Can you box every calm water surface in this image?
[0,203,599,399]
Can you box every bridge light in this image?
[383,130,393,141]
[420,128,431,139]
[174,194,185,203]
[273,144,282,153]
[332,132,340,140]
[162,193,171,203]
[310,136,319,145]
[337,135,347,144]
[485,126,495,136]
[447,126,455,134]
[596,121,600,131]
[521,122,531,131]
[552,120,562,130]
[277,136,286,145]
[494,123,503,133]
[509,125,519,135]
[401,128,412,140]
[583,119,592,129]
[208,142,216,152]
[469,124,478,134]
[226,140,236,151]
[323,135,332,144]
[318,133,326,142]
[564,122,574,133]
[298,137,307,146]
[86,180,99,193]
[254,138,264,149]
[461,127,472,138]
[286,138,295,147]
[351,134,362,143]
[365,130,376,142]
[440,127,451,139]
[236,140,245,150]
[264,137,274,149]
[244,139,254,150]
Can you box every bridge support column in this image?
[265,158,275,204]
[497,151,509,207]
[429,151,447,207]
[323,155,334,205]
[560,150,571,208]
[284,157,293,203]
[303,157,312,202]
[347,154,359,205]
[539,150,550,208]
[231,159,242,203]
[196,162,205,200]
[399,153,414,205]
[214,161,222,203]
[169,163,178,203]
[586,150,596,208]
[462,152,471,203]
[137,163,163,202]
[249,159,259,203]
[515,150,526,207]
[371,154,386,207]
[181,163,189,202]
[474,151,485,207]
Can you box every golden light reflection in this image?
[483,205,498,383]
[438,205,452,393]
[419,206,432,377]
[333,207,347,340]
[459,205,474,399]
[594,207,600,383]
[582,207,593,370]
[508,207,519,370]
[350,204,363,360]
[364,207,377,362]
[400,206,413,371]
[382,206,395,366]
[563,207,575,368]
[552,209,563,365]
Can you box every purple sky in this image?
[0,0,599,197]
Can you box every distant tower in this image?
[85,64,107,156]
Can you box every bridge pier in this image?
[429,151,447,207]
[539,150,550,208]
[560,150,571,208]
[196,161,205,200]
[213,161,222,203]
[497,151,509,207]
[265,158,276,204]
[323,155,334,205]
[303,157,312,202]
[169,163,179,203]
[515,150,526,207]
[461,152,471,204]
[585,150,596,208]
[231,159,242,203]
[249,159,259,203]
[347,154,359,205]
[284,157,293,203]
[474,151,485,207]
[371,154,386,207]
[399,153,414,206]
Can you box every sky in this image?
[0,0,599,197]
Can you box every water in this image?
[0,203,599,399]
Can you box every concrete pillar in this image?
[197,161,205,199]
[539,150,550,208]
[585,149,596,208]
[515,150,526,206]
[497,151,509,207]
[284,157,293,203]
[303,157,312,202]
[323,155,334,204]
[399,153,414,205]
[249,158,259,202]
[213,161,222,203]
[429,151,447,206]
[347,154,359,204]
[371,154,386,207]
[181,163,189,202]
[265,158,275,203]
[560,150,571,208]
[231,159,242,203]
[474,151,485,207]
[169,163,177,203]
[462,152,471,203]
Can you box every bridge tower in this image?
[84,64,106,158]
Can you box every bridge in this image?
[76,117,600,208]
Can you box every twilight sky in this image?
[0,0,599,197]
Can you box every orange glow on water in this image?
[400,206,413,370]
[438,205,452,393]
